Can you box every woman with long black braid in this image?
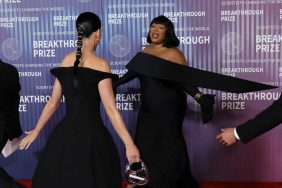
[19,12,140,188]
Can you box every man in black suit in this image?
[0,59,25,188]
[217,94,282,146]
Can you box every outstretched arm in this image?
[19,79,62,150]
[3,67,22,139]
[236,94,282,143]
[217,93,282,146]
[162,48,216,123]
[113,70,137,88]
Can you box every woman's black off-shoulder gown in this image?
[32,67,121,188]
[114,54,200,188]
[114,52,276,188]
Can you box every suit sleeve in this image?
[4,67,22,139]
[113,70,137,88]
[237,93,282,143]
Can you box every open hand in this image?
[19,130,39,150]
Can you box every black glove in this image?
[197,94,215,124]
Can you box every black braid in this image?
[73,26,84,89]
[73,12,101,89]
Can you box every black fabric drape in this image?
[126,52,277,93]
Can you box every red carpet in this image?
[200,182,282,188]
[17,180,282,188]
[17,180,128,188]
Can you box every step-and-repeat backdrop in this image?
[0,0,281,181]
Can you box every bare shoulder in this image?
[96,58,111,73]
[143,45,153,53]
[87,55,111,73]
[60,51,76,67]
[166,48,186,65]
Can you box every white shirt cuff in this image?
[234,128,240,140]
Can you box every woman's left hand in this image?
[19,130,39,150]
[125,143,140,164]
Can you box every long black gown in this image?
[136,76,197,188]
[114,59,200,188]
[32,67,121,188]
[114,52,276,188]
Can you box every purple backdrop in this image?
[0,0,281,182]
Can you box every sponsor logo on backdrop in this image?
[107,2,175,9]
[112,69,127,77]
[0,0,21,3]
[256,34,281,53]
[221,9,263,22]
[110,61,128,66]
[53,15,77,27]
[108,12,148,24]
[12,62,60,68]
[0,7,64,14]
[221,67,264,77]
[16,7,64,12]
[19,71,42,77]
[116,93,141,111]
[141,35,210,49]
[109,35,131,57]
[0,16,39,28]
[164,11,206,23]
[222,0,282,6]
[32,40,76,57]
[179,36,210,45]
[35,85,53,90]
[32,31,76,36]
[261,82,281,87]
[223,58,282,64]
[1,38,22,60]
[19,95,65,112]
[257,25,282,30]
[185,26,210,32]
[221,92,280,110]
[221,32,243,56]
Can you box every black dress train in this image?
[32,67,121,188]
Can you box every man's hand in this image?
[216,128,237,147]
